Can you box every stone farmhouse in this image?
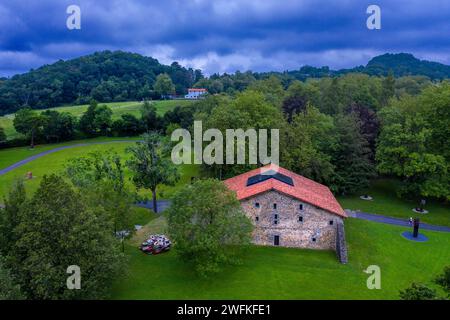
[224,165,348,263]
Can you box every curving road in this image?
[0,140,138,176]
[345,209,450,233]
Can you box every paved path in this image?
[136,200,172,213]
[0,140,138,176]
[345,209,450,233]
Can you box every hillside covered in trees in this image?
[0,51,203,115]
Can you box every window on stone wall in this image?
[298,216,303,222]
[255,202,260,208]
[273,214,279,225]
[273,203,277,209]
[329,220,334,225]
[255,216,259,222]
[299,203,304,211]
[312,237,316,242]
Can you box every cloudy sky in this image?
[0,0,449,77]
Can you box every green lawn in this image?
[110,217,450,299]
[0,136,140,170]
[338,179,450,227]
[0,138,200,203]
[0,100,193,140]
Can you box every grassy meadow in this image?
[0,139,200,203]
[0,100,193,140]
[111,217,450,299]
[338,179,450,227]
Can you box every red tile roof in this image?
[224,164,347,218]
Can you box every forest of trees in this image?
[0,51,448,202]
[0,51,203,115]
[1,51,449,116]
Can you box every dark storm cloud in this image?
[0,0,449,76]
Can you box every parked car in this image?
[139,234,171,255]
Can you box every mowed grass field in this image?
[0,100,193,140]
[110,217,450,300]
[0,139,201,203]
[338,179,450,227]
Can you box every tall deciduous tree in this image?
[127,132,179,213]
[140,100,160,131]
[65,151,134,233]
[0,126,6,142]
[41,110,76,142]
[282,81,319,122]
[203,90,285,179]
[167,179,253,276]
[4,174,124,299]
[13,108,44,148]
[0,180,26,257]
[154,73,175,99]
[281,105,335,185]
[78,100,113,136]
[0,255,23,300]
[376,95,449,200]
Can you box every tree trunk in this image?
[30,129,35,149]
[152,189,157,213]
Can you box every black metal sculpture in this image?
[413,218,420,238]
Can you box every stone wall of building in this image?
[240,190,343,250]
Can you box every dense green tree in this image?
[167,179,253,276]
[13,108,44,148]
[0,255,24,300]
[345,103,380,161]
[154,73,175,99]
[78,100,113,136]
[5,174,125,299]
[112,113,143,136]
[399,283,438,300]
[248,75,285,107]
[0,180,26,258]
[203,90,285,178]
[435,265,450,294]
[282,81,320,122]
[421,82,450,160]
[332,114,375,194]
[319,77,343,115]
[381,72,396,106]
[41,110,76,142]
[281,105,335,184]
[127,132,179,213]
[395,76,431,97]
[376,95,449,200]
[0,126,6,142]
[140,100,161,131]
[65,151,134,233]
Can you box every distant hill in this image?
[282,53,450,81]
[0,51,202,115]
[358,53,450,78]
